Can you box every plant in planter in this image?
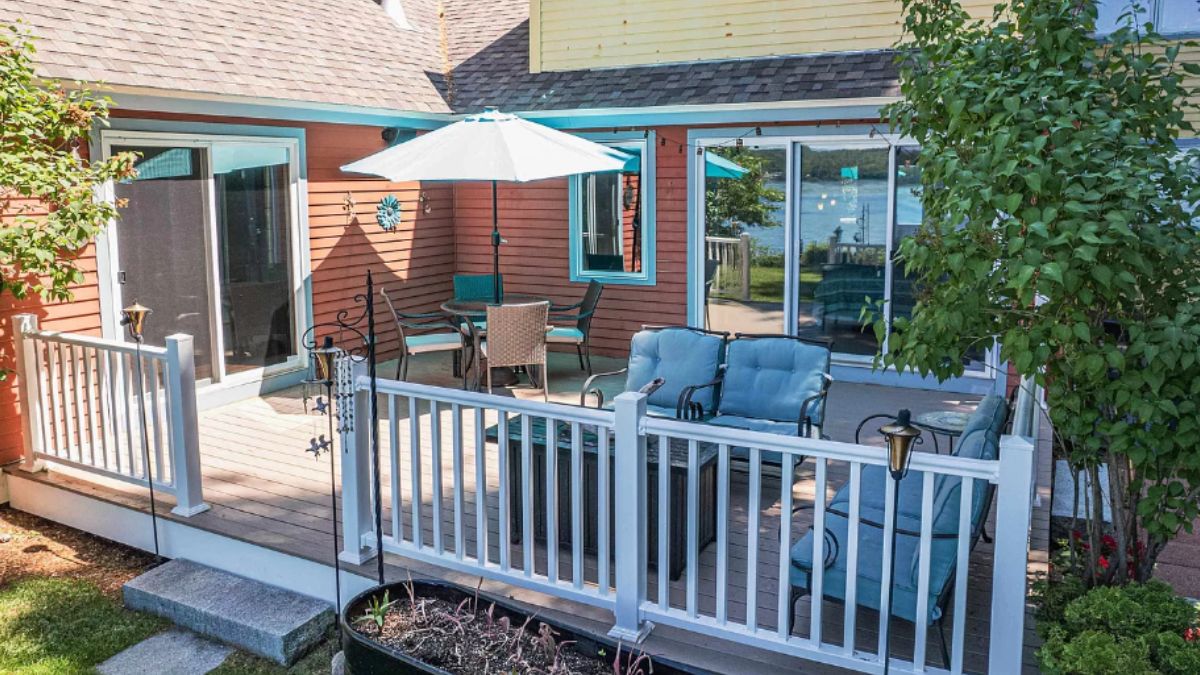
[342,579,698,675]
[878,0,1200,585]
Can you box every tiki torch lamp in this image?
[121,301,161,562]
[305,336,343,628]
[879,409,921,675]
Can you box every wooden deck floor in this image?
[15,352,1048,674]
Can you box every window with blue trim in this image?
[569,139,655,284]
[1097,1,1200,36]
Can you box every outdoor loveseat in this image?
[786,394,1009,665]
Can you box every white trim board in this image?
[5,471,374,609]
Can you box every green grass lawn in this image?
[209,636,335,675]
[713,265,822,304]
[0,576,335,675]
[0,578,165,675]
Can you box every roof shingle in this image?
[1,0,901,117]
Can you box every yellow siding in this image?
[532,0,995,72]
[1174,43,1200,137]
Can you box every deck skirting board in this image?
[5,470,374,610]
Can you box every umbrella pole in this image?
[491,180,501,303]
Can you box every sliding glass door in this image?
[700,135,992,374]
[102,133,303,384]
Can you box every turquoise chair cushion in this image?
[792,393,1011,615]
[790,510,952,625]
[707,414,800,464]
[454,274,502,301]
[717,338,830,426]
[624,329,724,413]
[405,332,462,352]
[547,326,585,342]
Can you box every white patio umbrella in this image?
[341,108,633,302]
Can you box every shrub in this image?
[1036,578,1200,674]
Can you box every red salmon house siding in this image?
[0,112,452,465]
[453,126,690,358]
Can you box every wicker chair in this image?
[479,301,550,400]
[380,288,467,385]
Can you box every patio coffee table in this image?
[487,418,718,580]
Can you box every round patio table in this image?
[440,294,551,320]
[440,294,551,387]
[912,410,970,454]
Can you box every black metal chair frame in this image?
[549,279,604,375]
[379,288,470,387]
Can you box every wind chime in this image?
[304,335,343,632]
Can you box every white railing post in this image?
[164,334,208,516]
[988,434,1036,673]
[13,314,45,472]
[338,357,376,564]
[739,233,752,301]
[609,391,652,643]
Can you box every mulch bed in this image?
[0,505,155,597]
[353,589,651,675]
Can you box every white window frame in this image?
[1096,0,1200,37]
[690,131,999,379]
[96,130,309,388]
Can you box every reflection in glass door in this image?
[213,144,295,374]
[703,144,788,333]
[113,145,216,380]
[106,135,300,383]
[795,143,890,356]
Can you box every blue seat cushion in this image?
[708,414,799,465]
[790,510,954,625]
[405,332,462,353]
[624,329,724,412]
[546,326,585,342]
[717,338,830,426]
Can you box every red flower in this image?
[1098,556,1110,570]
[1184,628,1198,643]
[1102,535,1117,550]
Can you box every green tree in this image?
[704,147,785,236]
[1,25,135,308]
[878,0,1200,583]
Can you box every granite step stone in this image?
[97,629,233,675]
[123,559,334,665]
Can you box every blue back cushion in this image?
[624,329,724,410]
[717,338,830,424]
[454,274,502,301]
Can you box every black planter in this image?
[341,580,704,675]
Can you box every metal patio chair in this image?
[380,287,467,385]
[547,279,604,375]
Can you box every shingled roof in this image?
[441,0,901,113]
[0,0,451,113]
[0,0,900,117]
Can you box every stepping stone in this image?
[97,629,232,675]
[123,559,334,665]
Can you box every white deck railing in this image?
[337,361,1036,675]
[12,314,207,516]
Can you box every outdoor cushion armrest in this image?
[679,373,724,420]
[549,308,596,323]
[825,506,962,540]
[798,376,832,436]
[580,368,628,407]
[550,300,584,312]
[638,377,666,397]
